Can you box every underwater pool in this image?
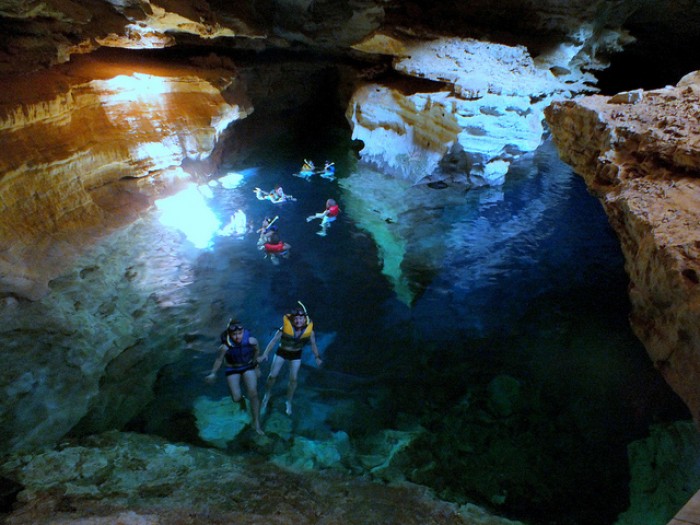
[132,132,689,525]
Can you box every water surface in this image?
[140,134,688,525]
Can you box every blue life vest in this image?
[220,329,255,368]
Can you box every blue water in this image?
[137,134,688,525]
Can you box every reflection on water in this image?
[135,137,688,525]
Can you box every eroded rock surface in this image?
[347,35,586,186]
[0,51,250,299]
[617,420,700,525]
[1,1,697,303]
[545,71,700,422]
[0,431,523,525]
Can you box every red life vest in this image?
[264,242,286,253]
[327,205,340,217]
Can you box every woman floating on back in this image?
[254,184,296,203]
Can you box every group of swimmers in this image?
[297,159,336,180]
[254,168,342,263]
[206,305,322,436]
[205,161,341,434]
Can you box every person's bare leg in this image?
[243,370,263,434]
[285,359,302,415]
[262,355,285,414]
[226,374,246,412]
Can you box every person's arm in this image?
[205,345,226,383]
[258,330,282,362]
[309,331,322,366]
[249,337,260,363]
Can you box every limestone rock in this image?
[0,216,201,453]
[347,35,599,186]
[0,430,522,525]
[193,396,250,448]
[0,0,266,74]
[0,51,251,299]
[616,420,700,525]
[545,71,700,423]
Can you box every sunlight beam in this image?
[155,184,220,249]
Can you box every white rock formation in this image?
[347,31,628,186]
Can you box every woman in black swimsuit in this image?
[206,320,263,435]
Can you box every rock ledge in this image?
[545,71,700,422]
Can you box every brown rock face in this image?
[0,50,251,300]
[545,72,700,422]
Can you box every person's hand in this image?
[306,216,314,222]
[257,354,268,363]
[315,356,323,366]
[205,372,216,384]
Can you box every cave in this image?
[1,1,699,524]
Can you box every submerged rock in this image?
[616,420,700,525]
[193,396,251,448]
[0,431,523,525]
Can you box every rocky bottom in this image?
[0,431,521,525]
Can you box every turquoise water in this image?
[135,128,688,525]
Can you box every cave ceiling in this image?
[1,0,699,81]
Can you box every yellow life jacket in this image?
[281,315,313,353]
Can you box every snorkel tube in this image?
[297,300,310,324]
[265,215,279,232]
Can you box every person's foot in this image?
[255,425,265,436]
[285,400,292,416]
[316,231,326,237]
[261,394,269,415]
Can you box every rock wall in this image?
[545,72,700,423]
[0,218,195,453]
[0,51,251,300]
[0,0,682,191]
[347,35,589,186]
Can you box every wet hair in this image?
[326,198,336,207]
[268,232,281,244]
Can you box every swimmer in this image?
[306,198,341,236]
[254,185,295,203]
[258,302,322,416]
[320,161,336,181]
[206,319,264,435]
[294,159,316,179]
[258,231,291,265]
